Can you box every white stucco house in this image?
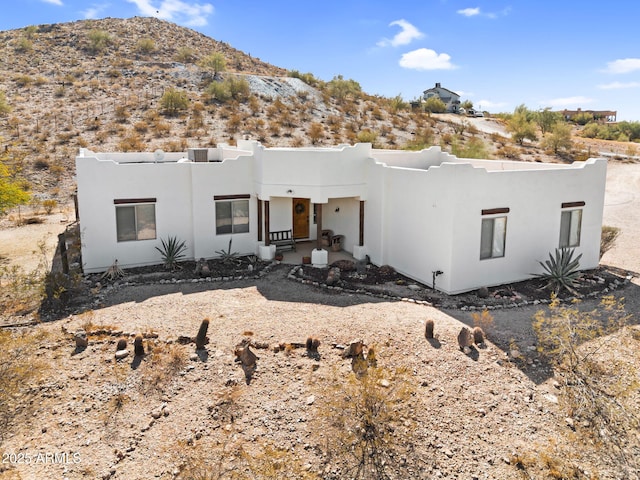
[422,83,461,113]
[75,140,607,294]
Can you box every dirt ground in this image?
[1,160,639,480]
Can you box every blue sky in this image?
[3,0,640,121]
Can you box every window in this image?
[480,208,509,260]
[559,209,582,248]
[114,199,156,242]
[215,195,250,234]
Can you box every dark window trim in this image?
[481,207,510,215]
[561,201,585,209]
[114,198,156,205]
[214,194,251,201]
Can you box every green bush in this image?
[155,236,187,271]
[87,29,112,54]
[534,247,582,295]
[160,88,189,116]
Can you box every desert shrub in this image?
[533,296,639,476]
[114,105,130,122]
[452,136,490,159]
[0,330,48,442]
[117,132,145,152]
[144,343,187,393]
[135,37,155,55]
[42,199,57,214]
[87,29,112,54]
[317,363,420,478]
[470,309,494,337]
[356,129,377,144]
[13,74,33,87]
[0,90,10,116]
[15,37,33,53]
[160,88,189,116]
[174,46,195,63]
[496,144,521,159]
[600,225,620,259]
[307,122,325,144]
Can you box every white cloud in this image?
[376,19,424,47]
[83,3,109,19]
[602,58,640,74]
[399,48,456,70]
[126,0,214,27]
[457,6,510,19]
[457,7,480,17]
[598,81,640,90]
[42,0,63,5]
[542,96,594,108]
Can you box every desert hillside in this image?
[2,16,635,212]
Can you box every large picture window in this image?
[480,208,509,260]
[215,195,250,234]
[114,199,156,242]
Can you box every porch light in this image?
[286,189,294,194]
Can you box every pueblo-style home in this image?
[75,140,606,294]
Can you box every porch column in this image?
[315,203,323,250]
[264,200,270,246]
[353,200,367,261]
[257,199,263,242]
[359,200,365,246]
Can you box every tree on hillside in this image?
[199,53,227,78]
[423,96,446,113]
[0,143,30,215]
[506,105,538,145]
[541,122,573,154]
[461,100,474,111]
[536,107,562,135]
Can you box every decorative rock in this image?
[306,395,315,405]
[115,349,129,360]
[74,329,88,349]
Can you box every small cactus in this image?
[457,327,473,351]
[425,319,435,339]
[116,338,127,351]
[134,335,145,356]
[195,318,210,350]
[306,337,321,353]
[473,326,485,345]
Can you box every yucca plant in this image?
[155,236,187,271]
[535,247,583,295]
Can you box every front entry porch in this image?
[257,196,367,267]
[278,240,354,265]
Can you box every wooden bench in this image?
[269,229,296,251]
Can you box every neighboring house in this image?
[75,141,607,294]
[558,108,617,123]
[422,82,461,113]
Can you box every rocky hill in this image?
[0,17,633,206]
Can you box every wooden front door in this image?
[292,198,310,239]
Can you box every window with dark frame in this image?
[480,208,509,260]
[114,198,156,242]
[214,195,250,235]
[559,201,584,248]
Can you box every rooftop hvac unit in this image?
[187,148,209,162]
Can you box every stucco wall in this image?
[76,158,195,273]
[77,145,607,294]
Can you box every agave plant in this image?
[155,236,187,271]
[535,247,583,295]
